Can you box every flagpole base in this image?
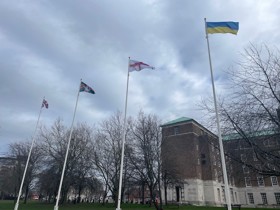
[14,203,19,210]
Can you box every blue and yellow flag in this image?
[206,22,239,35]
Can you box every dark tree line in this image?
[0,111,171,210]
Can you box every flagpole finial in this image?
[204,18,208,38]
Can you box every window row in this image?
[238,138,279,149]
[248,192,280,205]
[245,176,278,187]
[217,187,238,203]
[240,152,278,163]
[242,163,277,173]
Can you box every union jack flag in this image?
[42,99,48,109]
[80,82,95,94]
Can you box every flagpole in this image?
[204,18,232,210]
[54,80,82,210]
[116,57,130,210]
[14,98,45,210]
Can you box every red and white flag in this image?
[42,99,49,109]
[129,60,155,72]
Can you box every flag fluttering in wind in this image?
[55,79,95,210]
[204,18,239,210]
[42,99,48,109]
[129,60,155,72]
[206,21,239,35]
[15,97,48,210]
[79,81,95,94]
[116,58,155,210]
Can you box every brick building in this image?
[161,117,280,207]
[223,131,280,206]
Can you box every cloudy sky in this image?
[0,0,280,154]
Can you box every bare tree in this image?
[39,119,68,203]
[39,119,96,204]
[201,43,280,176]
[129,111,163,210]
[92,112,130,205]
[8,141,42,204]
[68,123,95,203]
[82,176,103,202]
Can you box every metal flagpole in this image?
[204,18,232,210]
[116,57,130,210]
[14,99,45,210]
[54,80,82,210]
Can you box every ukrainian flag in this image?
[206,22,239,35]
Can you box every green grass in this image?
[0,200,276,210]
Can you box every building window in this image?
[217,149,220,155]
[263,139,270,147]
[245,177,251,187]
[174,126,179,135]
[214,169,218,181]
[230,188,234,203]
[213,155,216,165]
[260,193,268,205]
[217,188,221,202]
[264,138,277,147]
[275,193,280,205]
[218,170,223,183]
[240,141,251,149]
[222,187,225,202]
[248,193,254,204]
[200,129,204,135]
[255,164,261,170]
[257,176,265,187]
[201,154,206,165]
[242,165,249,173]
[241,154,247,162]
[231,177,235,186]
[266,163,276,170]
[271,176,278,186]
[253,152,258,161]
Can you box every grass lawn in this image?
[0,201,275,210]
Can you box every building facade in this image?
[161,117,280,207]
[224,131,280,207]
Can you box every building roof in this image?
[161,117,193,127]
[161,117,219,139]
[222,130,278,141]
